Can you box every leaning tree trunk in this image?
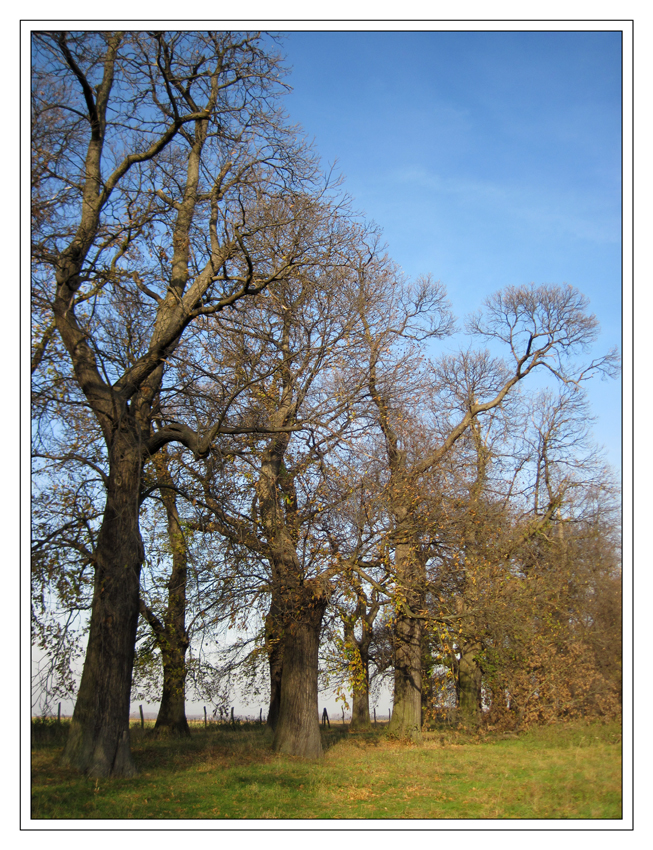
[272,580,330,758]
[61,431,143,777]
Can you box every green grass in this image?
[30,719,622,821]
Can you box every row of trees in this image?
[31,30,621,777]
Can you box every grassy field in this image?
[30,718,622,821]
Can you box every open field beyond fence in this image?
[31,719,622,821]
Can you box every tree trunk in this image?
[272,581,329,758]
[154,645,190,737]
[389,610,422,740]
[349,659,371,730]
[421,643,436,729]
[458,647,483,727]
[61,432,143,777]
[254,423,296,734]
[265,603,284,731]
[389,536,423,741]
[344,620,372,730]
[150,450,190,737]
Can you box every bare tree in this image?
[149,222,368,755]
[31,30,324,776]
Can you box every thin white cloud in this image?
[389,167,619,245]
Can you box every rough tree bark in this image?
[138,450,191,738]
[256,428,332,756]
[272,580,330,758]
[61,424,143,776]
[265,600,284,731]
[387,535,424,740]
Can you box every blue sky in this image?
[274,30,623,472]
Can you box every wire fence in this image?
[34,702,397,729]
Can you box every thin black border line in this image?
[23,21,634,832]
[20,18,635,22]
[627,15,634,836]
[23,22,634,833]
